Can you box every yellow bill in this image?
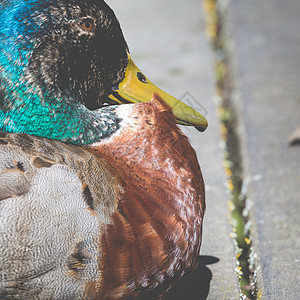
[108,54,208,132]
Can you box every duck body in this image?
[0,0,207,298]
[0,97,205,299]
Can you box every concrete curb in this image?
[227,0,300,298]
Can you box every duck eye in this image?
[80,18,95,32]
[137,72,148,84]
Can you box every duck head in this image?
[0,0,207,145]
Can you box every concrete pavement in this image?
[228,0,300,298]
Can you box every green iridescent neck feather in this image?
[0,99,122,145]
[0,0,128,145]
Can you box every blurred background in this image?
[107,0,300,299]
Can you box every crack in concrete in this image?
[203,0,259,298]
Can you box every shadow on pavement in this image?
[170,255,219,300]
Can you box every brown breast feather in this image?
[85,95,205,299]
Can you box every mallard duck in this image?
[0,0,207,299]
